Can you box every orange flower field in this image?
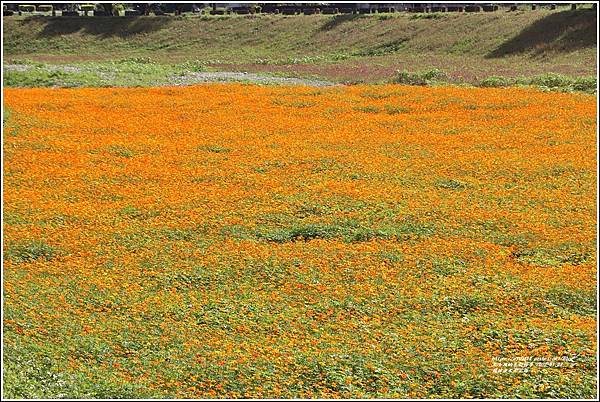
[3,84,597,398]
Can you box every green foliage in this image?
[376,13,395,21]
[545,286,596,316]
[3,107,12,125]
[409,12,445,20]
[394,69,447,86]
[197,145,231,153]
[107,145,134,158]
[257,224,340,242]
[360,92,391,100]
[444,293,491,314]
[479,76,514,88]
[570,76,597,93]
[3,60,214,88]
[4,240,58,263]
[480,74,597,94]
[430,257,467,276]
[178,60,209,72]
[116,57,155,65]
[3,341,158,398]
[353,106,380,113]
[272,99,317,108]
[511,242,592,267]
[436,179,467,190]
[4,69,100,88]
[529,74,596,93]
[18,5,36,12]
[118,206,145,219]
[112,4,125,15]
[384,105,410,114]
[255,217,436,244]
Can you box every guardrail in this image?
[2,4,592,18]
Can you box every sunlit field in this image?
[3,84,597,398]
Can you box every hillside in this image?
[3,8,597,83]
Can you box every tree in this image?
[134,3,150,15]
[102,3,113,16]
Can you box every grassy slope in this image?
[2,8,598,83]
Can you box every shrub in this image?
[571,77,597,93]
[394,69,446,86]
[113,4,125,15]
[18,5,35,12]
[179,60,208,72]
[80,4,96,11]
[37,5,53,12]
[479,74,596,94]
[257,224,340,243]
[528,73,573,89]
[523,74,596,93]
[480,76,514,88]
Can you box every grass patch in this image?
[255,217,436,244]
[444,293,491,315]
[4,240,59,263]
[3,107,22,137]
[117,206,152,220]
[409,12,446,20]
[511,242,592,267]
[3,60,213,88]
[197,145,231,153]
[257,224,339,243]
[430,257,467,276]
[384,105,410,114]
[3,68,101,88]
[544,286,596,316]
[353,106,380,113]
[106,145,134,158]
[436,179,467,190]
